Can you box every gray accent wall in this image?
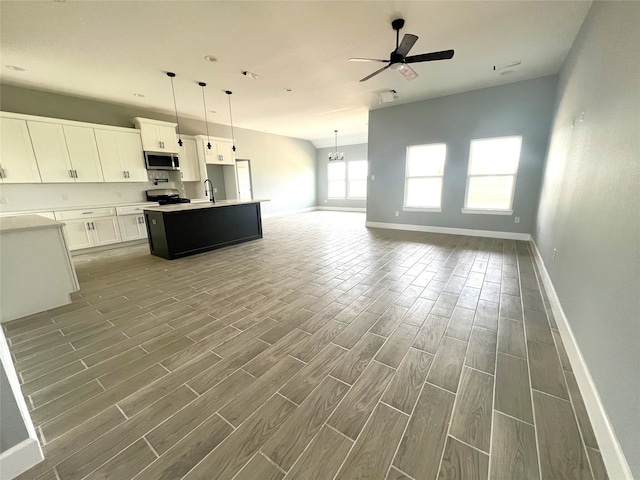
[535,2,640,476]
[366,76,558,234]
[316,143,367,210]
[0,85,317,215]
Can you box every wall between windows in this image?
[366,76,558,234]
[316,143,368,210]
[535,2,639,475]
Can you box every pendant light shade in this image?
[328,130,344,161]
[167,72,183,147]
[226,90,237,152]
[199,82,212,149]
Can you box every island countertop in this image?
[143,199,269,213]
[0,214,66,233]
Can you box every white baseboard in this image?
[0,437,43,480]
[262,207,316,219]
[530,242,633,480]
[365,221,532,241]
[316,206,366,213]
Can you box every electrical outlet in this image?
[514,217,520,223]
[325,199,328,203]
[62,194,69,201]
[214,187,217,193]
[395,211,400,217]
[371,174,375,181]
[553,248,557,262]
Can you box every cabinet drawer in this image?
[116,204,158,216]
[55,207,116,220]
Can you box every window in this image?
[347,160,368,199]
[403,143,447,211]
[327,160,368,199]
[464,136,522,213]
[327,162,346,199]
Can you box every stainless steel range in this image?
[146,188,191,205]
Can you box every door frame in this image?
[235,158,254,201]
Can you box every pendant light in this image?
[199,82,212,149]
[328,130,344,161]
[225,90,237,152]
[167,72,183,147]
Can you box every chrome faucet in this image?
[203,179,215,203]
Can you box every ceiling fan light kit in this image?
[328,130,344,162]
[351,18,454,82]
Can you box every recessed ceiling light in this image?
[284,88,293,92]
[133,93,145,97]
[204,55,217,62]
[5,65,25,71]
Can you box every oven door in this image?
[145,153,180,170]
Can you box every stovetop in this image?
[158,197,191,205]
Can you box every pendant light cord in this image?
[167,72,183,146]
[334,129,338,153]
[199,83,211,149]
[226,91,236,152]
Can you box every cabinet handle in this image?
[69,169,74,178]
[82,211,94,215]
[86,222,92,231]
[0,167,4,178]
[74,170,78,178]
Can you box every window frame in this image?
[402,143,447,213]
[327,161,346,199]
[462,135,522,215]
[346,160,368,200]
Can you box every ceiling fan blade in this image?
[395,34,418,57]
[359,65,390,82]
[398,64,418,81]
[405,49,455,64]
[348,57,388,63]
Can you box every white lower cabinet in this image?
[118,214,147,241]
[55,208,121,251]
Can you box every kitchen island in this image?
[143,200,267,260]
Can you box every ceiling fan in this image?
[350,18,454,82]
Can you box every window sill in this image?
[461,208,513,216]
[402,206,442,213]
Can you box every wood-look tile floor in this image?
[4,211,608,480]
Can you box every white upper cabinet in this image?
[95,129,147,182]
[196,135,235,166]
[63,125,104,182]
[0,117,42,183]
[27,121,74,183]
[132,117,179,153]
[179,136,200,182]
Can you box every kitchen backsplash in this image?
[0,171,199,213]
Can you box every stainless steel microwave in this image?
[144,152,180,171]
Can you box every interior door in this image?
[236,159,253,201]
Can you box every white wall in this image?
[535,2,640,476]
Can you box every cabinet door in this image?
[158,126,179,153]
[63,220,93,250]
[179,137,200,182]
[117,132,147,182]
[0,117,41,183]
[63,125,104,182]
[118,214,147,240]
[139,125,161,152]
[27,121,74,183]
[94,129,127,182]
[216,141,235,165]
[91,217,121,246]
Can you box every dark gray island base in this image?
[144,200,266,260]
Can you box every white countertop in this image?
[0,215,65,233]
[144,199,269,213]
[0,201,159,217]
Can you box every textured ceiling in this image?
[0,1,591,147]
